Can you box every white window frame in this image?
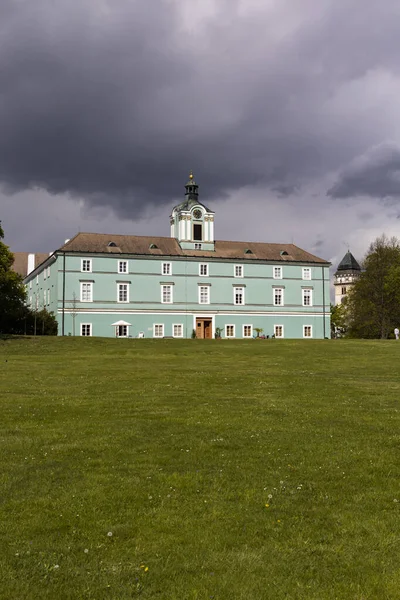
[161,284,173,304]
[198,285,210,305]
[303,325,313,338]
[243,324,253,338]
[118,260,128,274]
[274,324,284,338]
[118,283,129,303]
[81,323,92,337]
[302,288,313,307]
[302,267,311,281]
[47,266,51,278]
[173,324,183,338]
[225,324,235,338]
[233,286,245,305]
[273,288,284,306]
[80,282,93,302]
[273,266,283,279]
[162,262,172,276]
[47,289,50,305]
[234,265,243,278]
[153,324,164,338]
[199,263,208,277]
[81,259,92,273]
[44,269,46,280]
[43,290,46,305]
[29,281,32,289]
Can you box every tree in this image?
[0,221,27,334]
[347,235,400,339]
[330,302,348,337]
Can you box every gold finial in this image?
[189,170,194,180]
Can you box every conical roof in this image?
[336,251,361,272]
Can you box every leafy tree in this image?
[330,302,348,337]
[0,221,58,336]
[0,221,27,334]
[347,235,400,339]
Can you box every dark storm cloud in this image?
[1,0,400,217]
[328,142,400,199]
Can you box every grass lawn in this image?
[1,337,400,599]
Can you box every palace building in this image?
[22,173,331,339]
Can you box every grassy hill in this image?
[1,337,400,599]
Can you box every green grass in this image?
[1,337,400,599]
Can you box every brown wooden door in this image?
[196,319,212,339]
[204,320,212,339]
[196,319,204,339]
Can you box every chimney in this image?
[27,253,35,275]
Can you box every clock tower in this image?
[170,172,215,251]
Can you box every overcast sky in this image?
[2,0,400,270]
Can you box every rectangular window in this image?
[173,324,183,338]
[118,260,128,274]
[193,223,202,241]
[234,286,245,305]
[302,288,313,306]
[199,263,208,276]
[29,281,32,289]
[118,283,129,303]
[273,266,282,279]
[303,325,313,338]
[36,275,39,285]
[161,285,173,304]
[234,265,243,278]
[47,289,50,305]
[273,288,284,306]
[154,324,164,338]
[80,282,93,302]
[44,269,46,280]
[243,325,253,338]
[47,266,51,278]
[162,262,171,276]
[43,290,46,305]
[117,325,128,337]
[342,286,347,295]
[81,259,92,273]
[302,267,311,280]
[29,296,32,306]
[194,243,202,250]
[81,323,92,336]
[274,325,284,338]
[199,285,210,304]
[225,324,235,338]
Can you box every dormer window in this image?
[108,241,117,247]
[194,243,202,250]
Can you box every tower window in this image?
[342,286,346,295]
[193,224,202,241]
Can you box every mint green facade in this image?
[24,176,331,339]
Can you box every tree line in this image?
[0,221,57,336]
[332,235,400,339]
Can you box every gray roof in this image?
[172,198,214,213]
[58,233,330,264]
[336,251,361,272]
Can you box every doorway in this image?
[196,318,212,339]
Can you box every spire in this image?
[185,171,199,200]
[337,250,361,272]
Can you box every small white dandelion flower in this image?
[268,494,273,499]
[394,499,398,503]
[107,532,113,537]
[84,549,89,553]
[54,565,59,569]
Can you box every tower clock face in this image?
[193,209,202,220]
